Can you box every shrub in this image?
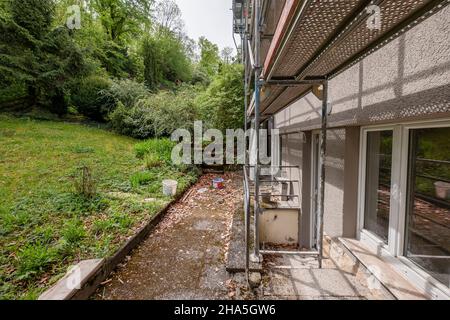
[104,79,149,108]
[196,64,244,131]
[109,101,157,139]
[70,76,114,121]
[144,153,164,169]
[109,87,199,139]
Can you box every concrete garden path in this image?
[95,173,243,300]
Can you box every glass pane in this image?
[405,127,450,288]
[364,131,393,243]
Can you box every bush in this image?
[109,101,156,139]
[144,153,164,169]
[105,79,149,109]
[110,87,198,139]
[70,76,114,121]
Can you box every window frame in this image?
[357,125,401,255]
[358,119,450,299]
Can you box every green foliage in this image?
[0,0,85,114]
[144,153,164,169]
[198,36,220,78]
[197,64,245,131]
[109,101,156,138]
[70,76,114,121]
[91,0,153,43]
[135,138,176,160]
[9,0,54,39]
[130,171,154,188]
[61,219,86,244]
[110,87,198,138]
[142,34,193,90]
[107,79,149,108]
[17,244,57,280]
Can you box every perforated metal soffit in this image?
[261,0,447,116]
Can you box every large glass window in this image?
[405,127,450,288]
[364,131,393,243]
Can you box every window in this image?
[364,131,393,243]
[405,127,450,288]
[359,122,450,297]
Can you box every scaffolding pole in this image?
[234,0,327,271]
[251,0,262,263]
[318,80,328,269]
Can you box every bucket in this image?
[213,178,225,189]
[434,181,450,200]
[162,179,178,196]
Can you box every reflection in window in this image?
[406,127,450,288]
[364,131,393,243]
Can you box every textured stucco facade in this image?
[273,6,450,241]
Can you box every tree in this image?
[90,0,153,43]
[196,64,244,132]
[0,0,85,114]
[221,47,235,64]
[142,32,192,90]
[198,37,220,78]
[154,0,183,35]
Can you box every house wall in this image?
[274,6,450,241]
[275,5,450,131]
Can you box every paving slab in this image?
[226,208,262,273]
[94,173,243,300]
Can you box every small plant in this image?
[72,165,97,198]
[17,244,57,280]
[61,219,86,244]
[130,171,154,188]
[72,146,95,154]
[144,153,163,169]
[134,138,176,160]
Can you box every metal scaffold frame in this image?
[233,0,328,280]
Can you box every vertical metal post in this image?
[243,30,250,278]
[318,80,328,268]
[252,0,262,262]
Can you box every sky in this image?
[174,0,236,53]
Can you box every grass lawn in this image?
[0,115,198,299]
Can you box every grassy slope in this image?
[0,115,197,299]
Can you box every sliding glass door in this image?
[360,122,450,295]
[405,127,450,288]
